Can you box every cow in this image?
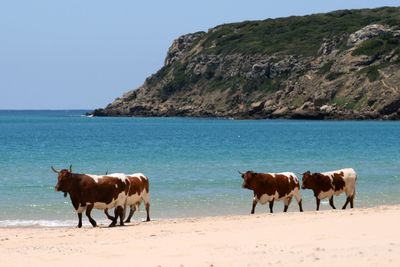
[301,168,357,211]
[125,173,151,222]
[52,166,129,228]
[240,171,303,214]
[104,173,151,223]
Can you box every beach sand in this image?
[1,205,399,267]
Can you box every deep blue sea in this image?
[0,110,399,227]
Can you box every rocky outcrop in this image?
[90,7,400,120]
[164,32,206,66]
[347,24,392,46]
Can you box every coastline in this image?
[1,205,399,266]
[88,109,400,120]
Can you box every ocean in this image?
[0,110,399,227]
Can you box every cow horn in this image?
[51,166,59,173]
[105,171,108,175]
[69,165,72,172]
[237,170,244,175]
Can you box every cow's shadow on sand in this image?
[90,220,152,229]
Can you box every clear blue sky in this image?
[1,0,399,109]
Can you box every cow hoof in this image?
[77,225,82,228]
[124,220,131,223]
[146,219,151,222]
[109,223,116,227]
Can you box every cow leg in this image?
[77,213,83,228]
[104,208,115,221]
[298,199,304,212]
[294,191,303,212]
[125,205,136,223]
[85,204,97,227]
[117,206,125,226]
[283,197,292,212]
[350,195,355,208]
[269,200,274,213]
[316,198,321,211]
[342,197,350,209]
[145,202,150,222]
[329,196,336,209]
[109,209,118,227]
[251,199,257,214]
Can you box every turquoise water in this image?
[0,110,399,227]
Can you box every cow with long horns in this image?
[52,165,129,228]
[239,170,303,214]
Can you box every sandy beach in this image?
[1,205,399,267]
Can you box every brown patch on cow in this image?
[332,172,345,192]
[126,175,149,196]
[302,172,332,197]
[274,174,298,198]
[315,173,332,192]
[242,171,298,199]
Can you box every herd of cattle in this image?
[52,166,357,228]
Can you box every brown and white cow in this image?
[104,173,151,223]
[240,171,303,213]
[301,168,357,210]
[52,166,129,228]
[124,173,151,222]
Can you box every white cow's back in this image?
[321,168,357,197]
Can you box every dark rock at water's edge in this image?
[90,7,400,120]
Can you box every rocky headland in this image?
[91,7,400,120]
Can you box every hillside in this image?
[91,7,400,119]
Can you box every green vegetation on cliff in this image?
[93,7,400,120]
[202,7,400,56]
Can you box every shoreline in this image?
[88,111,400,121]
[0,202,398,228]
[1,205,399,266]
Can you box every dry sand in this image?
[1,205,399,267]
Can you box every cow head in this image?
[239,170,258,190]
[301,171,315,190]
[52,165,73,197]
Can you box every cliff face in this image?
[92,7,400,119]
